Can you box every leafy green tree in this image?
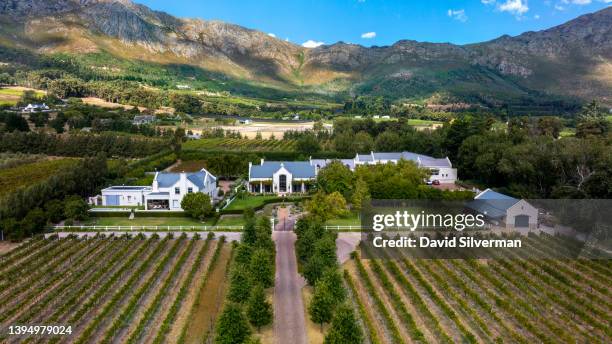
[214,303,252,344]
[44,199,65,224]
[242,216,258,246]
[30,112,49,127]
[350,177,370,211]
[320,268,347,303]
[308,279,335,329]
[576,101,609,138]
[180,192,212,220]
[3,113,29,132]
[246,284,273,331]
[250,249,274,288]
[306,191,349,222]
[64,197,89,221]
[353,131,374,153]
[22,208,47,236]
[374,130,402,151]
[296,132,321,154]
[316,161,353,196]
[324,304,364,344]
[228,265,252,303]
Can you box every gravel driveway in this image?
[273,207,307,344]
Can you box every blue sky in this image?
[137,0,610,46]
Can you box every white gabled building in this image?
[248,151,458,195]
[101,168,217,211]
[310,151,457,184]
[467,189,538,230]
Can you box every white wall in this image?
[429,167,457,183]
[506,200,539,230]
[101,190,146,207]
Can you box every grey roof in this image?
[466,189,519,219]
[250,161,316,179]
[311,159,355,170]
[156,169,216,189]
[361,152,452,168]
[357,154,374,162]
[103,186,151,191]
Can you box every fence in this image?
[324,225,365,232]
[53,225,244,232]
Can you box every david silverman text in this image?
[372,236,522,248]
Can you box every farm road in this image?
[273,207,307,344]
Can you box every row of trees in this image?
[295,216,363,343]
[215,211,275,343]
[0,155,107,240]
[0,131,169,158]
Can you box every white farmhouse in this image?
[101,169,217,210]
[248,151,458,195]
[311,151,457,184]
[467,189,538,230]
[248,160,316,195]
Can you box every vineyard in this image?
[344,233,612,344]
[183,138,297,152]
[0,234,233,344]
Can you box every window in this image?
[279,175,287,192]
[188,187,193,193]
[173,200,179,208]
[175,187,180,195]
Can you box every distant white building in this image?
[22,103,50,113]
[132,115,157,125]
[101,169,217,210]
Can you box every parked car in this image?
[432,180,440,185]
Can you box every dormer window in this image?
[175,187,180,195]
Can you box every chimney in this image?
[152,172,159,191]
[260,158,265,165]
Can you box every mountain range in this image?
[0,0,610,107]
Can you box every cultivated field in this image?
[344,233,611,344]
[0,234,232,344]
[0,157,78,195]
[183,137,297,152]
[0,87,46,106]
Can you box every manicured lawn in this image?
[406,119,443,126]
[86,216,213,227]
[217,215,246,227]
[325,212,361,227]
[224,195,279,211]
[559,128,576,137]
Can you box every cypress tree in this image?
[246,285,273,331]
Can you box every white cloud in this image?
[361,31,377,39]
[555,4,566,10]
[447,9,468,22]
[534,14,541,19]
[302,40,325,48]
[498,0,529,15]
[268,33,276,38]
[481,0,496,4]
[563,0,591,4]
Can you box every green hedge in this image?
[180,150,352,161]
[219,196,309,214]
[91,211,186,218]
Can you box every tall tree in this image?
[324,304,364,344]
[214,303,252,344]
[246,285,273,331]
[308,280,335,329]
